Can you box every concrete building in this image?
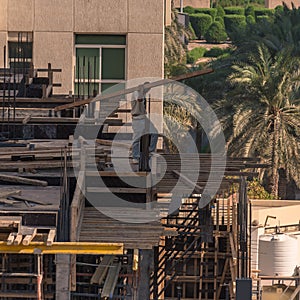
[0,0,170,95]
[265,0,300,8]
[174,0,210,9]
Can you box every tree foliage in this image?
[214,45,300,197]
[164,4,193,76]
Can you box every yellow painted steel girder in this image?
[0,242,124,255]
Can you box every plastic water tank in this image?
[258,234,298,276]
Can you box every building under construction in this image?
[1,2,300,300]
[0,60,299,300]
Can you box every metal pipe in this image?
[94,56,96,94]
[2,46,6,135]
[13,57,16,138]
[87,58,90,99]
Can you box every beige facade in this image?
[265,0,300,8]
[251,200,300,227]
[0,0,166,94]
[173,0,210,8]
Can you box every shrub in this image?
[224,14,246,33]
[246,14,255,24]
[245,5,255,17]
[194,8,217,20]
[188,22,197,39]
[190,13,213,39]
[204,22,228,43]
[166,64,189,77]
[256,15,270,23]
[274,5,284,16]
[186,47,207,64]
[204,47,229,57]
[224,7,245,15]
[183,6,195,14]
[216,5,225,17]
[254,8,274,20]
[215,16,225,26]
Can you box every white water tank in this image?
[258,234,298,276]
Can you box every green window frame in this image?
[75,35,126,97]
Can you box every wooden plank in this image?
[229,233,237,259]
[8,195,50,206]
[0,198,19,205]
[0,117,79,123]
[90,255,115,285]
[70,171,85,242]
[46,229,56,246]
[22,228,37,245]
[172,170,202,194]
[101,262,122,298]
[0,292,53,298]
[0,190,21,197]
[87,187,147,194]
[7,233,15,246]
[0,216,22,227]
[96,139,131,149]
[3,97,74,103]
[0,161,76,170]
[86,171,147,177]
[13,233,23,246]
[0,174,48,186]
[22,114,32,124]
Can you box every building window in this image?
[75,35,126,97]
[8,32,33,71]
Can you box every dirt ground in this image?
[188,39,232,51]
[187,39,232,64]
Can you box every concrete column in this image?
[137,249,153,300]
[56,254,71,300]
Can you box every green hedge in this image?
[204,47,229,57]
[187,47,207,64]
[224,14,246,33]
[224,7,245,15]
[189,22,197,40]
[216,5,225,17]
[194,8,217,20]
[256,15,270,23]
[204,22,228,43]
[246,14,256,24]
[215,16,225,26]
[254,8,274,20]
[183,6,195,14]
[190,13,213,39]
[274,5,284,16]
[245,5,255,17]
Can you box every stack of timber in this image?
[79,207,163,249]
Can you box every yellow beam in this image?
[0,242,124,255]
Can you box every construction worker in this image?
[130,83,158,165]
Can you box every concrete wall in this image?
[34,32,74,95]
[265,0,300,8]
[74,0,128,33]
[0,0,7,67]
[1,0,165,94]
[173,0,210,8]
[35,0,73,32]
[7,0,34,32]
[251,200,300,227]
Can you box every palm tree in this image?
[215,44,300,197]
[231,4,300,58]
[164,1,193,76]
